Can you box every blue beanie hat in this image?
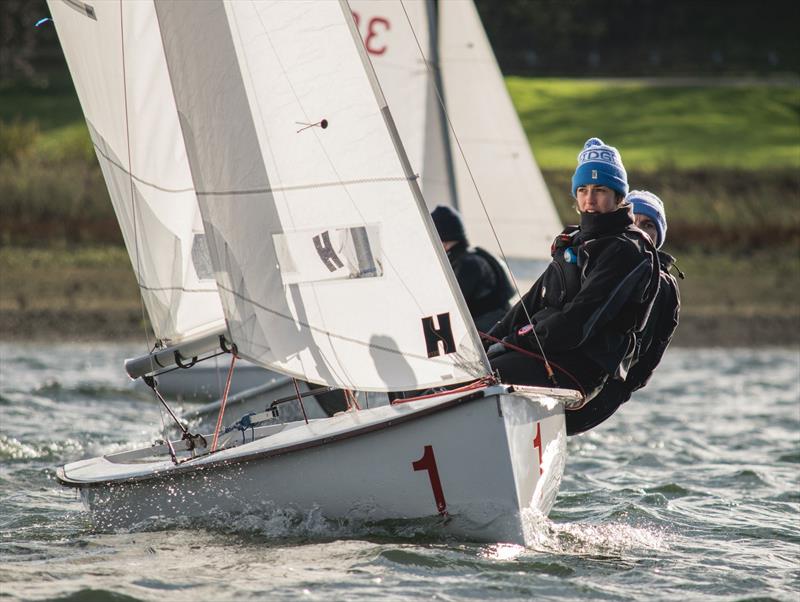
[626,190,667,248]
[571,137,629,197]
[431,205,467,243]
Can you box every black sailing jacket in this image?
[565,249,681,435]
[489,204,660,381]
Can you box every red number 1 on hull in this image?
[533,422,543,476]
[412,445,448,516]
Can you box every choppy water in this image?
[0,343,798,601]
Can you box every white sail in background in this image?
[154,0,489,392]
[353,0,561,262]
[47,0,225,344]
[439,0,562,260]
[350,0,458,210]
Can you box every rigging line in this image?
[210,352,237,452]
[292,378,310,424]
[397,0,553,373]
[118,2,155,366]
[137,283,219,294]
[340,0,483,354]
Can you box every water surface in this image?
[1,344,797,601]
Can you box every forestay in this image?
[154,0,489,392]
[47,0,225,344]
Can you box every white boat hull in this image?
[58,385,575,545]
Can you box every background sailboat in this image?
[352,0,562,265]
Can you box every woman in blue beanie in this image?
[485,138,661,410]
[565,190,682,435]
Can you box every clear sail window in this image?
[191,233,215,280]
[274,225,383,285]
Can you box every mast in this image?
[425,0,460,210]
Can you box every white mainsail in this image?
[47,0,225,344]
[350,0,561,261]
[154,0,489,392]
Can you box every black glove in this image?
[486,340,508,359]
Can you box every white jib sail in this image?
[47,0,225,344]
[154,0,490,392]
[439,0,562,261]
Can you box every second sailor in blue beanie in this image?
[626,190,667,249]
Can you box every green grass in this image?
[507,78,800,170]
[0,245,139,312]
[4,77,798,170]
[0,77,798,251]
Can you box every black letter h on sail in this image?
[422,313,456,358]
[313,230,344,272]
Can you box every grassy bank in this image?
[507,78,800,171]
[1,78,798,344]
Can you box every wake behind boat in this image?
[48,0,580,544]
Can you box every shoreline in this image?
[2,309,797,348]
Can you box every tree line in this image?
[2,0,798,89]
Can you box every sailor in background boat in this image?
[484,138,660,415]
[431,205,515,332]
[566,190,682,434]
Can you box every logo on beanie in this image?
[579,148,620,164]
[591,169,598,180]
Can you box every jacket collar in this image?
[578,203,634,241]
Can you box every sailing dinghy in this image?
[51,0,581,545]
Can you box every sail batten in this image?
[155,0,488,392]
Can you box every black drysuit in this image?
[487,205,660,404]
